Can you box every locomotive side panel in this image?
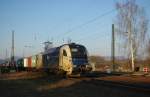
[59,45,72,75]
[43,47,60,72]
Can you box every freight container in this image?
[36,53,43,70]
[27,57,32,68]
[17,58,23,67]
[24,58,28,68]
[31,55,37,68]
[17,58,24,70]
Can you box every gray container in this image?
[31,55,37,68]
[36,53,43,69]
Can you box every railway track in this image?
[1,71,150,94]
[68,72,150,95]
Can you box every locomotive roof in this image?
[43,43,85,55]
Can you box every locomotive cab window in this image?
[63,50,67,56]
[47,56,50,60]
[70,45,87,58]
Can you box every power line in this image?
[76,30,110,43]
[57,9,116,39]
[75,22,107,42]
[62,2,150,42]
[11,30,14,63]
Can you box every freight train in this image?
[0,43,94,75]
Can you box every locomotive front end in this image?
[69,44,93,74]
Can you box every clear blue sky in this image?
[0,0,150,59]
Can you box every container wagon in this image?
[27,57,32,71]
[36,53,43,70]
[24,58,28,70]
[16,58,24,71]
[31,55,37,69]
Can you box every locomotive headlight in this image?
[73,65,77,68]
[86,64,90,68]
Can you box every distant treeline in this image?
[90,55,150,65]
[89,55,150,72]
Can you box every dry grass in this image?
[98,75,150,84]
[0,71,47,80]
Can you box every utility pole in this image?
[5,48,8,60]
[11,30,15,67]
[111,24,115,72]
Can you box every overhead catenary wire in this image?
[75,22,109,42]
[56,9,116,39]
[73,4,147,42]
[47,2,150,46]
[58,3,150,43]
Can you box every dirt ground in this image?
[99,75,150,84]
[0,72,150,97]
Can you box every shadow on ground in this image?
[0,72,150,97]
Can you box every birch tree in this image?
[115,0,148,71]
[147,40,150,62]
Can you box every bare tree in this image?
[115,0,148,72]
[147,40,150,62]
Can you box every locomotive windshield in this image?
[69,45,87,59]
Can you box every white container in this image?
[24,58,28,67]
